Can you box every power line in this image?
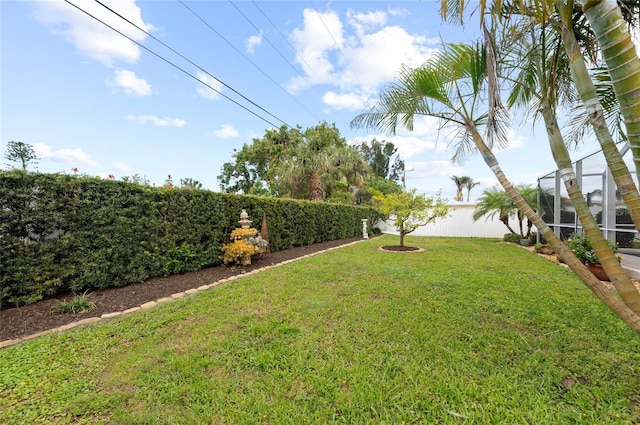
[64,0,281,128]
[303,1,354,129]
[90,0,289,128]
[178,0,322,123]
[251,0,321,81]
[228,0,304,79]
[308,1,350,66]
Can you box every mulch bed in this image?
[380,245,423,252]
[0,236,368,342]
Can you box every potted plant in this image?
[567,232,620,281]
[534,242,554,255]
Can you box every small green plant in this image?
[567,232,619,265]
[164,243,206,275]
[54,291,96,314]
[533,243,543,253]
[503,233,521,244]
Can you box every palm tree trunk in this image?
[469,121,640,333]
[558,2,640,234]
[540,100,640,315]
[500,215,517,234]
[309,171,324,201]
[518,216,525,238]
[583,0,640,179]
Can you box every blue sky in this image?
[2,0,608,200]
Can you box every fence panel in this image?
[377,204,507,238]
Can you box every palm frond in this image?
[483,24,510,152]
[564,67,628,148]
[351,38,513,163]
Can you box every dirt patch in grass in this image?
[0,236,369,342]
[379,245,425,252]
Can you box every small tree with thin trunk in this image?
[4,141,38,171]
[371,188,448,247]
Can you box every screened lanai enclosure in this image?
[538,142,639,247]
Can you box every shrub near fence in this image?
[0,171,381,307]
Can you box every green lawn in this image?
[1,235,639,424]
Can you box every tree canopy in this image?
[356,138,404,182]
[217,125,303,195]
[218,122,373,202]
[371,188,448,247]
[4,141,38,171]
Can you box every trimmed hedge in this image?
[0,171,382,307]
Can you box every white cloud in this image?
[288,6,440,107]
[350,116,446,159]
[351,133,436,161]
[126,115,186,127]
[410,160,464,178]
[32,0,154,67]
[346,9,387,37]
[289,8,345,84]
[341,26,438,90]
[498,128,526,151]
[109,69,152,96]
[113,162,135,173]
[196,71,223,100]
[388,8,410,18]
[33,143,97,167]
[247,33,263,54]
[322,91,371,110]
[212,125,239,139]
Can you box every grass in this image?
[1,235,640,424]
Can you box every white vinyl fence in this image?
[376,204,509,238]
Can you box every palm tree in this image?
[498,12,640,312]
[444,0,640,238]
[463,177,480,202]
[450,175,465,201]
[351,41,640,332]
[471,2,640,315]
[554,2,640,248]
[582,1,640,178]
[437,0,640,327]
[473,187,518,234]
[473,185,538,237]
[279,122,368,201]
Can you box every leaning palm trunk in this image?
[469,122,640,333]
[583,0,640,179]
[540,101,640,314]
[557,2,640,234]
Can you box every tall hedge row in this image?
[0,171,382,307]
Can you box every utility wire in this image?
[91,0,288,128]
[179,0,321,122]
[228,0,304,79]
[251,0,321,81]
[308,1,350,66]
[64,0,280,128]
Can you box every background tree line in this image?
[217,121,405,204]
